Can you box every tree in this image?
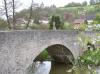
[49,15,62,29]
[25,2,44,25]
[15,9,29,20]
[0,0,20,30]
[54,16,61,29]
[94,13,100,24]
[95,3,100,12]
[0,18,8,30]
[26,0,33,29]
[64,2,81,7]
[49,15,55,29]
[82,1,87,6]
[90,0,96,5]
[33,3,44,24]
[12,0,16,29]
[2,0,11,29]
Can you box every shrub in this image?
[78,48,100,66]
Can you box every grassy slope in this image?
[60,5,95,10]
[59,5,96,15]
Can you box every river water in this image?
[27,61,100,74]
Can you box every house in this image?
[64,12,75,23]
[86,14,96,25]
[39,20,49,24]
[16,18,27,26]
[73,19,86,29]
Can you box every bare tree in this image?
[0,0,20,30]
[3,0,11,29]
[26,0,33,29]
[12,0,16,29]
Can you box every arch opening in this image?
[34,44,75,64]
[26,44,75,74]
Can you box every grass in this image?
[62,22,73,30]
[30,23,49,30]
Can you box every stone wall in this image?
[0,30,99,74]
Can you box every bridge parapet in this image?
[0,30,99,74]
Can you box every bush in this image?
[80,24,87,30]
[94,13,100,24]
[34,50,50,61]
[62,22,73,30]
[0,19,8,30]
[78,48,100,66]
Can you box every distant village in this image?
[0,0,100,30]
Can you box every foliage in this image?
[0,19,8,30]
[77,32,100,66]
[95,3,100,12]
[15,9,30,20]
[64,2,81,7]
[34,50,50,61]
[49,15,63,29]
[62,5,98,18]
[14,4,98,30]
[62,22,73,30]
[78,32,92,51]
[82,1,88,6]
[90,0,96,5]
[38,50,49,59]
[30,23,49,30]
[78,48,100,66]
[94,13,100,24]
[79,24,87,30]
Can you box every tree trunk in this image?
[26,0,33,29]
[12,0,16,29]
[4,0,11,29]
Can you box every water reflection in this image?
[34,61,51,74]
[50,62,73,74]
[27,61,73,74]
[27,61,51,74]
[96,67,100,74]
[27,61,100,74]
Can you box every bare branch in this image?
[25,0,33,29]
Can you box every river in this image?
[27,61,100,74]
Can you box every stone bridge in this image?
[0,30,99,74]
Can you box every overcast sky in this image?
[19,0,90,8]
[0,0,90,11]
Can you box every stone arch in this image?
[34,44,75,64]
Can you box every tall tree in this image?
[12,0,16,29]
[33,3,42,24]
[3,0,11,29]
[94,13,100,24]
[26,0,33,29]
[82,1,88,6]
[49,15,62,29]
[90,0,96,5]
[0,0,20,30]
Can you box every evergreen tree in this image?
[49,15,62,29]
[90,0,96,5]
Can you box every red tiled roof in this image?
[74,19,85,24]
